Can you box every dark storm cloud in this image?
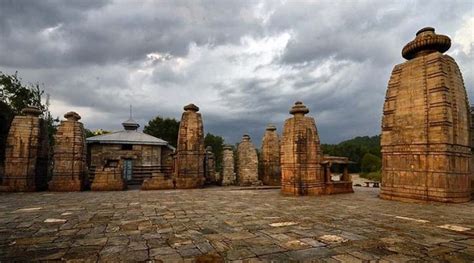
[0,0,472,145]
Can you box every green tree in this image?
[321,135,381,173]
[204,133,225,172]
[143,116,180,147]
[360,153,382,174]
[0,72,57,163]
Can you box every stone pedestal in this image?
[281,102,325,196]
[380,27,471,203]
[142,172,174,190]
[175,104,205,189]
[91,159,126,191]
[221,145,236,186]
[237,135,260,186]
[1,107,49,192]
[261,124,281,186]
[49,112,88,191]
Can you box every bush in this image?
[360,171,381,181]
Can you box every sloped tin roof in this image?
[87,130,174,150]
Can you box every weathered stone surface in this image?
[49,112,88,191]
[237,135,260,186]
[141,172,174,190]
[205,146,217,184]
[221,145,236,186]
[470,107,474,195]
[1,107,49,192]
[91,159,126,191]
[380,27,472,203]
[1,187,473,262]
[280,102,325,195]
[261,124,281,186]
[175,103,205,188]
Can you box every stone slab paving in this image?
[0,187,473,262]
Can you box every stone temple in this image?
[237,134,260,186]
[261,124,281,186]
[221,145,236,186]
[0,106,49,192]
[175,104,205,188]
[281,102,353,196]
[380,27,472,203]
[49,112,88,191]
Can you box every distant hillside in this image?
[321,135,381,173]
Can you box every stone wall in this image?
[280,102,324,195]
[49,112,88,191]
[175,104,205,188]
[221,145,236,186]
[261,124,281,186]
[91,159,126,191]
[1,107,49,192]
[380,27,471,203]
[237,135,260,186]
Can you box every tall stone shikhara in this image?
[221,145,236,186]
[280,102,325,195]
[49,112,88,191]
[1,107,49,192]
[237,135,260,186]
[380,27,472,203]
[261,124,281,186]
[471,107,474,194]
[175,103,205,188]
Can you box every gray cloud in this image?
[0,0,472,146]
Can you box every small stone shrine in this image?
[281,102,353,196]
[261,124,281,186]
[1,106,49,192]
[380,27,472,203]
[205,146,217,184]
[91,158,127,191]
[49,112,88,191]
[237,134,260,186]
[221,145,236,186]
[175,103,205,188]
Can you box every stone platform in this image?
[0,188,473,262]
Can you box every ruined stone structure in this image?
[87,117,174,188]
[470,107,474,195]
[281,102,325,195]
[221,145,236,186]
[261,124,281,186]
[380,27,472,203]
[175,104,205,188]
[205,146,217,184]
[49,112,88,191]
[281,102,353,196]
[91,158,126,191]
[0,107,49,192]
[237,135,260,186]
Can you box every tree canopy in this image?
[321,135,381,173]
[204,133,225,172]
[0,72,56,161]
[143,116,180,147]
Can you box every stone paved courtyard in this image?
[0,187,473,262]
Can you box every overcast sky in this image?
[1,0,473,146]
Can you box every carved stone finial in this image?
[266,124,277,131]
[289,101,309,115]
[184,103,199,112]
[64,111,81,121]
[402,27,451,60]
[21,106,42,117]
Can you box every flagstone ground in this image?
[0,187,473,262]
